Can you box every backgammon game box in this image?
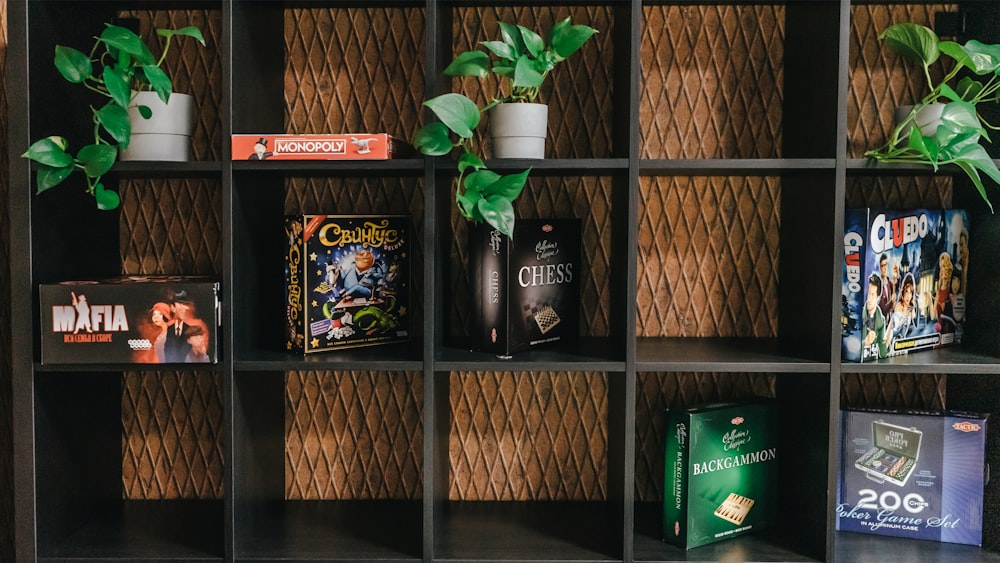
[285,215,410,353]
[663,400,778,549]
[39,276,220,364]
[468,219,580,357]
[837,409,988,545]
[841,208,970,362]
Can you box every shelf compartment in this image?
[235,341,423,371]
[436,337,623,371]
[834,531,1000,563]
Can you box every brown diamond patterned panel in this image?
[450,371,607,501]
[285,371,423,500]
[841,373,945,412]
[848,4,958,158]
[640,5,784,159]
[285,7,425,139]
[452,6,615,159]
[122,371,224,499]
[634,372,775,502]
[637,177,780,337]
[846,176,952,210]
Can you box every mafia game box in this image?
[837,409,988,545]
[663,400,778,549]
[468,219,580,357]
[39,276,220,364]
[841,208,970,362]
[232,134,410,161]
[285,215,410,353]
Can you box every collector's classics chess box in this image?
[285,215,410,353]
[468,219,580,356]
[837,409,988,545]
[663,400,778,549]
[841,208,970,362]
[39,276,220,364]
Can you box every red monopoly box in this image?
[232,133,409,161]
[39,276,221,365]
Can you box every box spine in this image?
[842,208,869,362]
[285,217,304,352]
[471,222,509,354]
[663,410,689,547]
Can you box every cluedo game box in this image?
[468,219,580,357]
[285,215,410,353]
[842,209,970,362]
[39,276,220,364]
[663,400,778,549]
[837,409,988,545]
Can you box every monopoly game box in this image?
[233,134,409,161]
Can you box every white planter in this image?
[489,102,548,159]
[893,103,945,137]
[120,91,194,161]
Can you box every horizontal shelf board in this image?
[35,362,223,373]
[845,158,1000,176]
[38,499,223,561]
[841,346,1000,374]
[633,502,818,562]
[640,158,836,175]
[113,160,223,176]
[435,500,618,562]
[236,499,421,561]
[834,531,1000,562]
[234,341,423,371]
[232,158,424,175]
[435,157,628,176]
[435,337,624,372]
[637,338,829,372]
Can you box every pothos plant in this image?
[866,22,1000,211]
[413,16,598,238]
[22,22,205,211]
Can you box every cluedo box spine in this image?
[468,219,580,356]
[285,215,410,353]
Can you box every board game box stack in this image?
[39,276,221,364]
[468,218,580,357]
[285,215,410,353]
[663,400,779,549]
[841,208,970,362]
[232,133,411,161]
[837,408,988,546]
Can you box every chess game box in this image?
[232,134,410,161]
[285,215,410,353]
[39,276,220,365]
[841,208,970,362]
[837,409,988,545]
[468,219,580,357]
[663,400,778,549]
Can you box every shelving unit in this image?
[6,1,1000,562]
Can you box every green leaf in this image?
[481,40,517,63]
[478,194,516,239]
[499,22,527,57]
[513,55,544,88]
[457,151,485,174]
[938,101,984,137]
[95,102,131,146]
[77,143,117,178]
[482,168,530,201]
[93,182,121,211]
[491,64,515,78]
[939,41,974,72]
[880,23,939,66]
[100,24,156,65]
[53,45,92,83]
[443,50,489,78]
[953,161,993,212]
[23,136,72,167]
[517,25,544,58]
[103,66,133,109]
[157,26,206,46]
[141,65,173,103]
[464,169,502,192]
[137,105,153,119]
[35,163,74,193]
[957,40,1000,75]
[413,122,454,156]
[456,180,482,221]
[424,93,481,139]
[956,76,984,101]
[550,17,598,60]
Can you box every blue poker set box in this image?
[285,215,410,353]
[837,408,989,546]
[841,208,970,362]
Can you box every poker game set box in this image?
[39,276,220,364]
[662,400,779,549]
[836,408,989,546]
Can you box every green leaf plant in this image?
[412,16,598,238]
[866,22,1000,212]
[22,23,205,211]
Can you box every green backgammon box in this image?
[663,400,779,549]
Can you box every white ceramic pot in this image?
[120,91,194,161]
[489,102,548,159]
[893,103,945,137]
